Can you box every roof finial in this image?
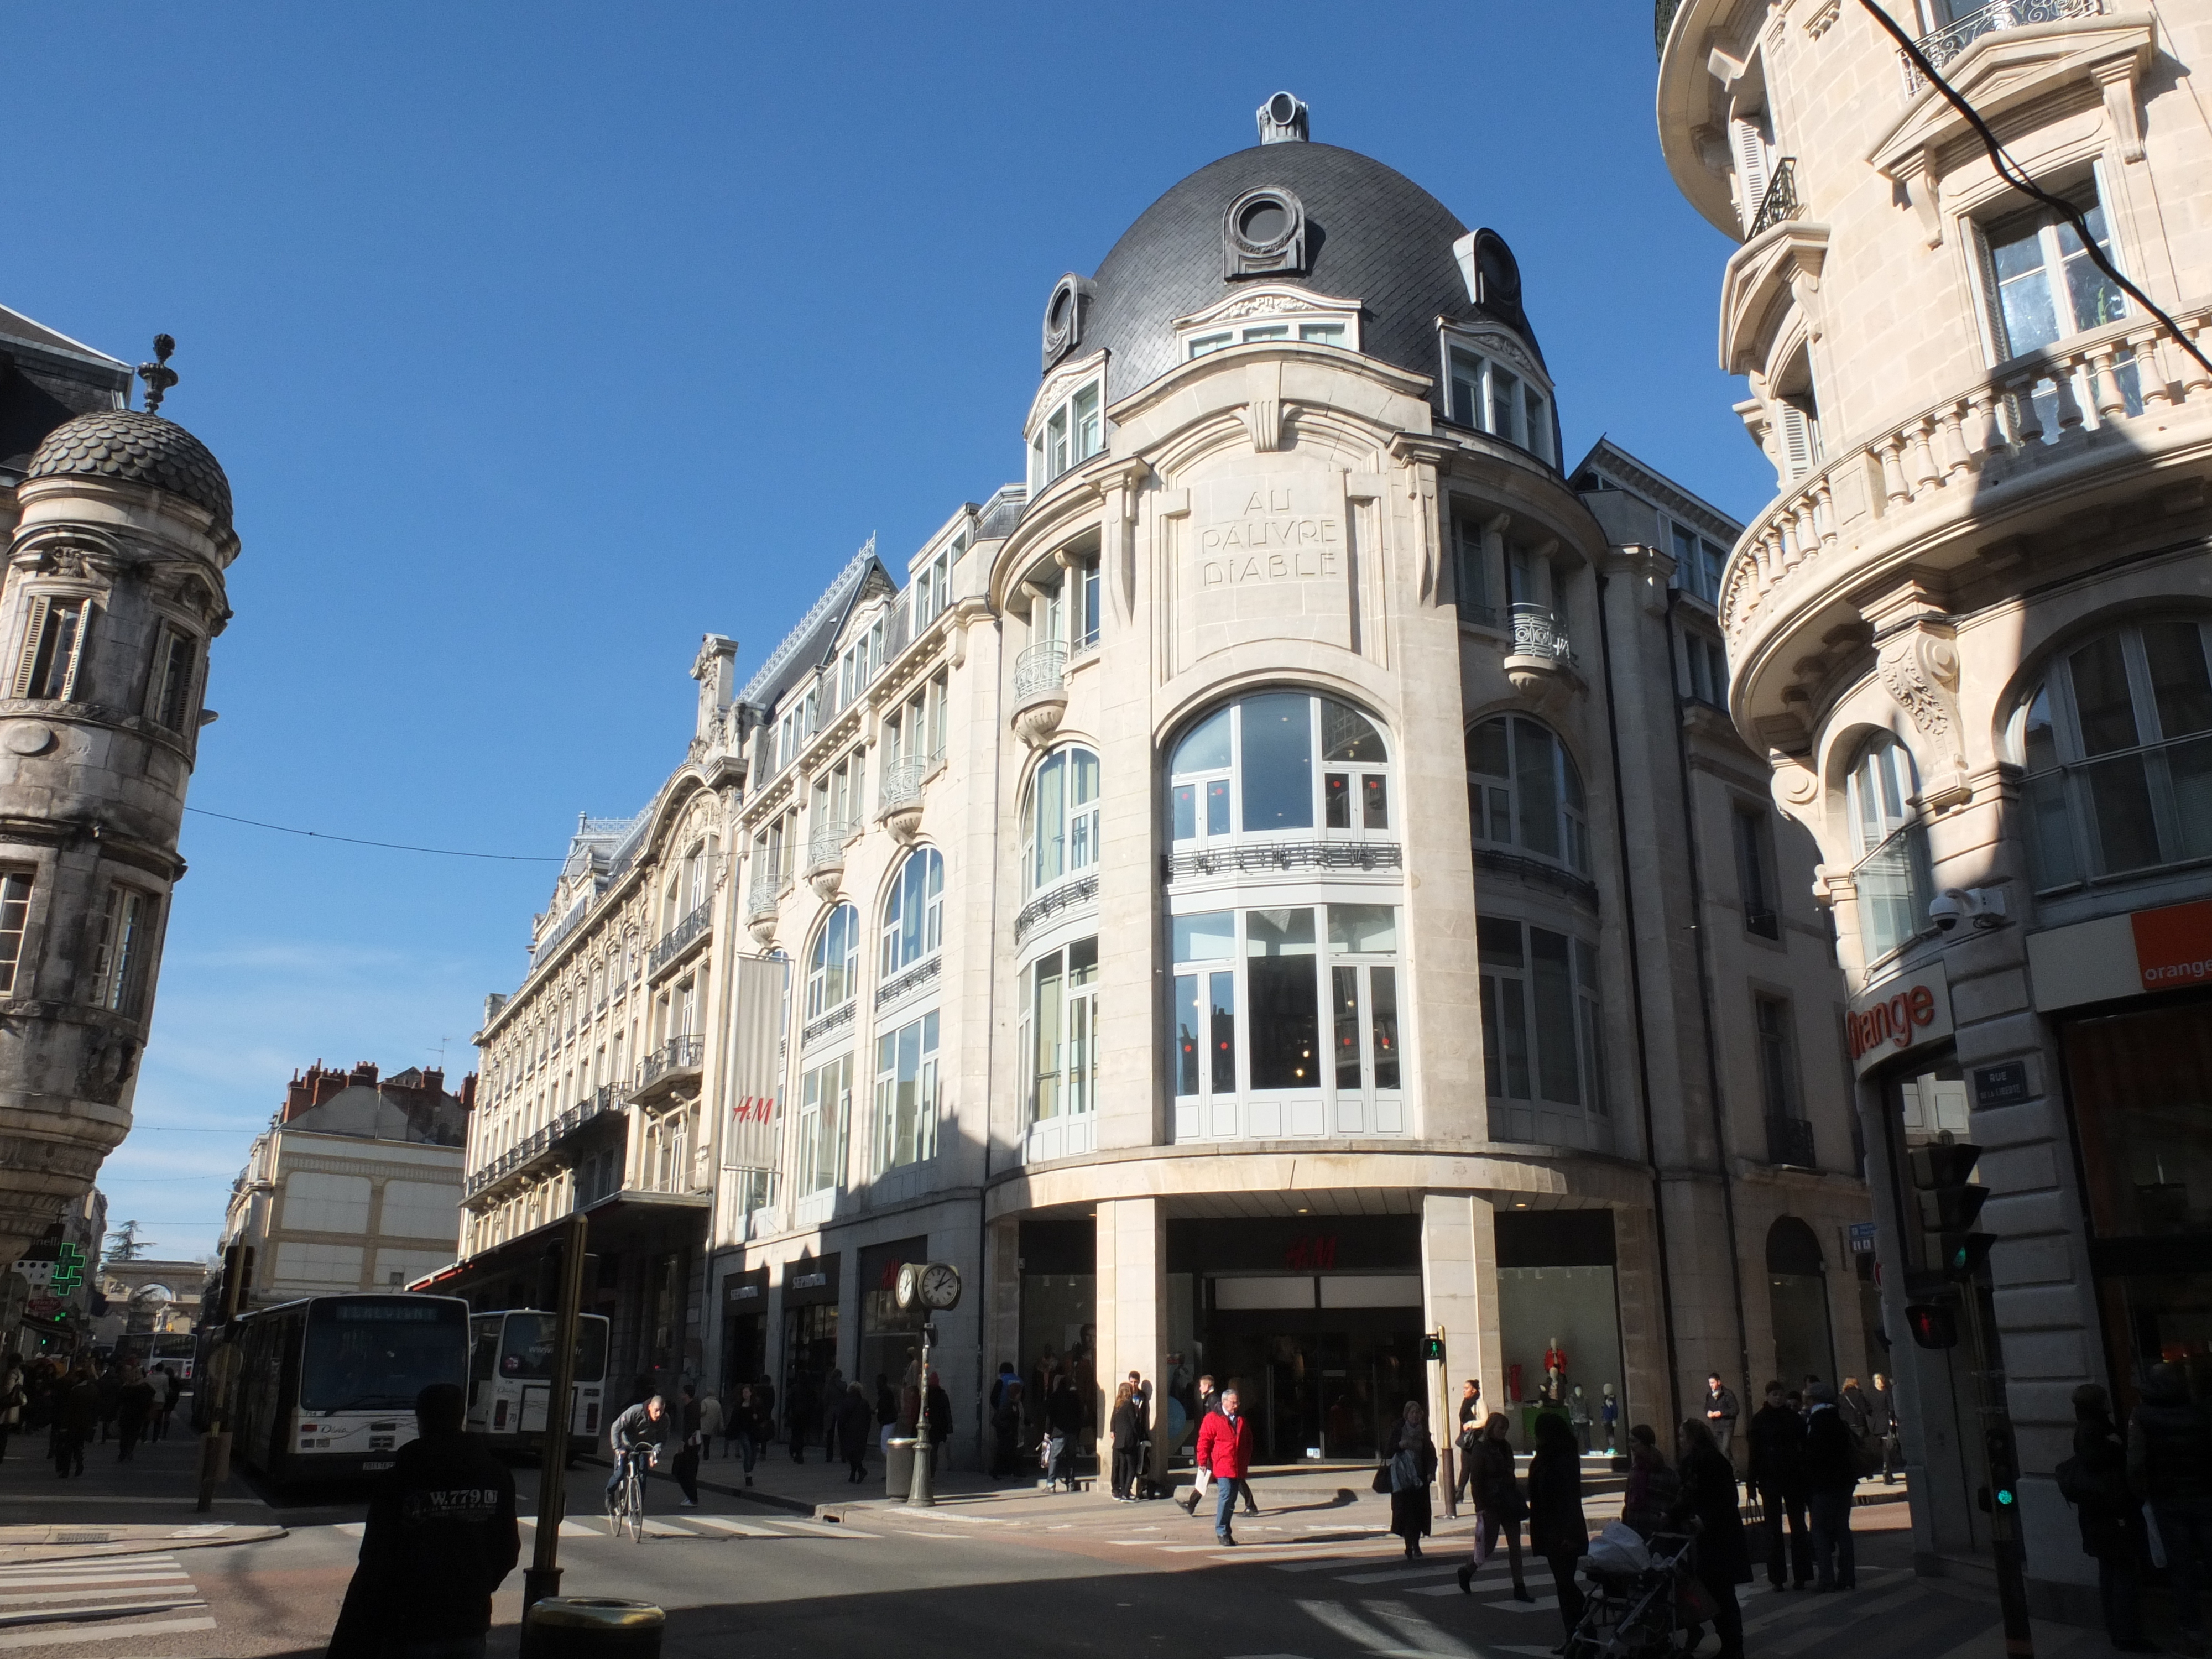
[1257,91,1308,144]
[136,335,177,415]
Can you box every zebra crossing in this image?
[328,1509,878,1543]
[0,1552,215,1651]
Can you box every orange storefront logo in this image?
[2132,899,2212,992]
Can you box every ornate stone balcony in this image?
[1012,640,1068,749]
[875,758,927,846]
[631,1034,704,1105]
[1502,602,1579,710]
[464,1084,624,1201]
[802,820,854,900]
[1721,299,2212,726]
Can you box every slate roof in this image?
[25,409,232,530]
[1076,142,1532,407]
[736,542,893,713]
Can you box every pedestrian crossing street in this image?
[0,1552,216,1651]
[329,1510,877,1543]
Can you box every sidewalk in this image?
[0,1416,284,1560]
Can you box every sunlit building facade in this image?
[445,97,1867,1465]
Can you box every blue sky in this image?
[1,2,1760,1261]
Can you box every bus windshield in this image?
[498,1313,608,1384]
[300,1298,467,1413]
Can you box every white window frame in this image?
[12,595,90,702]
[805,902,861,1022]
[1022,937,1098,1126]
[1465,714,1590,876]
[880,846,945,976]
[1022,746,1101,896]
[1167,693,1392,851]
[90,885,155,1015]
[1172,286,1363,363]
[794,1051,852,1196]
[1027,369,1105,493]
[1438,328,1555,464]
[872,1009,941,1172]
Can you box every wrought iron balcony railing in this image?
[1014,640,1069,701]
[1748,159,1800,238]
[1510,602,1572,662]
[1765,1114,1818,1169]
[1900,0,2107,93]
[648,901,712,975]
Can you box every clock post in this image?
[897,1261,961,1508]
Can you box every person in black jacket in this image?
[326,1382,519,1659]
[2062,1383,2152,1652]
[1672,1418,1751,1659]
[1802,1381,1858,1591]
[2130,1361,2212,1647]
[1525,1411,1589,1639]
[836,1382,875,1483]
[1747,1381,1812,1590]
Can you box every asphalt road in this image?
[0,1426,2065,1659]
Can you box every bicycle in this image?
[606,1447,651,1542]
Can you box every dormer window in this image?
[1444,342,1554,463]
[1029,379,1103,493]
[1174,288,1361,363]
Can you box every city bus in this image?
[225,1293,470,1485]
[466,1309,611,1457]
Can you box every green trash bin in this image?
[521,1597,665,1658]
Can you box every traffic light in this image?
[1906,1304,1958,1348]
[1985,1426,2018,1509]
[1420,1336,1446,1362]
[1908,1139,1994,1280]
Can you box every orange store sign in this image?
[2132,899,2212,993]
[1848,963,1955,1077]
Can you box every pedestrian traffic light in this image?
[1905,1303,1958,1349]
[1984,1425,2019,1512]
[1420,1336,1445,1361]
[1908,1139,1994,1280]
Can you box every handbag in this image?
[2146,1503,2169,1570]
[1373,1461,1393,1494]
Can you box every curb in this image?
[0,1525,286,1563]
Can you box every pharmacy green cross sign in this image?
[48,1243,84,1293]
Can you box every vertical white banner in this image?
[722,953,788,1171]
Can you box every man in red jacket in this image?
[1194,1384,1256,1545]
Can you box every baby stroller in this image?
[1563,1527,1709,1659]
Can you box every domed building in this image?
[0,310,238,1273]
[446,98,1866,1470]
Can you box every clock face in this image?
[919,1262,962,1310]
[895,1262,921,1311]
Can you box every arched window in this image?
[1845,734,1931,963]
[806,903,860,1020]
[1167,692,1390,845]
[881,848,945,975]
[1466,716,1589,874]
[1022,747,1100,894]
[2011,619,2212,889]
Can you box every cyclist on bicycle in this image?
[606,1395,670,1509]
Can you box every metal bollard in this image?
[520,1597,665,1658]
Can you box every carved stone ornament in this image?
[747,910,778,950]
[1877,623,1973,810]
[1767,749,1820,828]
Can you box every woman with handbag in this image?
[1458,1413,1534,1599]
[1384,1400,1437,1558]
[1528,1411,1590,1637]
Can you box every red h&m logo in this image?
[731,1095,776,1124]
[1284,1234,1338,1271]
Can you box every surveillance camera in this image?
[1931,887,2009,933]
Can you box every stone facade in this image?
[1659,0,2212,1618]
[443,101,1870,1472]
[0,311,236,1267]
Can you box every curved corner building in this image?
[454,99,1870,1470]
[0,317,237,1265]
[1657,0,2212,1619]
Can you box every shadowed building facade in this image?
[0,312,236,1266]
[1658,0,2212,1619]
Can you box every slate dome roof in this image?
[1072,140,1522,402]
[24,409,232,530]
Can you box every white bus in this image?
[226,1293,471,1486]
[466,1309,611,1455]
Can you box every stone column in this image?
[1095,1196,1166,1468]
[1421,1192,1500,1435]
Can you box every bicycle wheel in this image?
[606,1468,625,1538]
[625,1465,645,1542]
